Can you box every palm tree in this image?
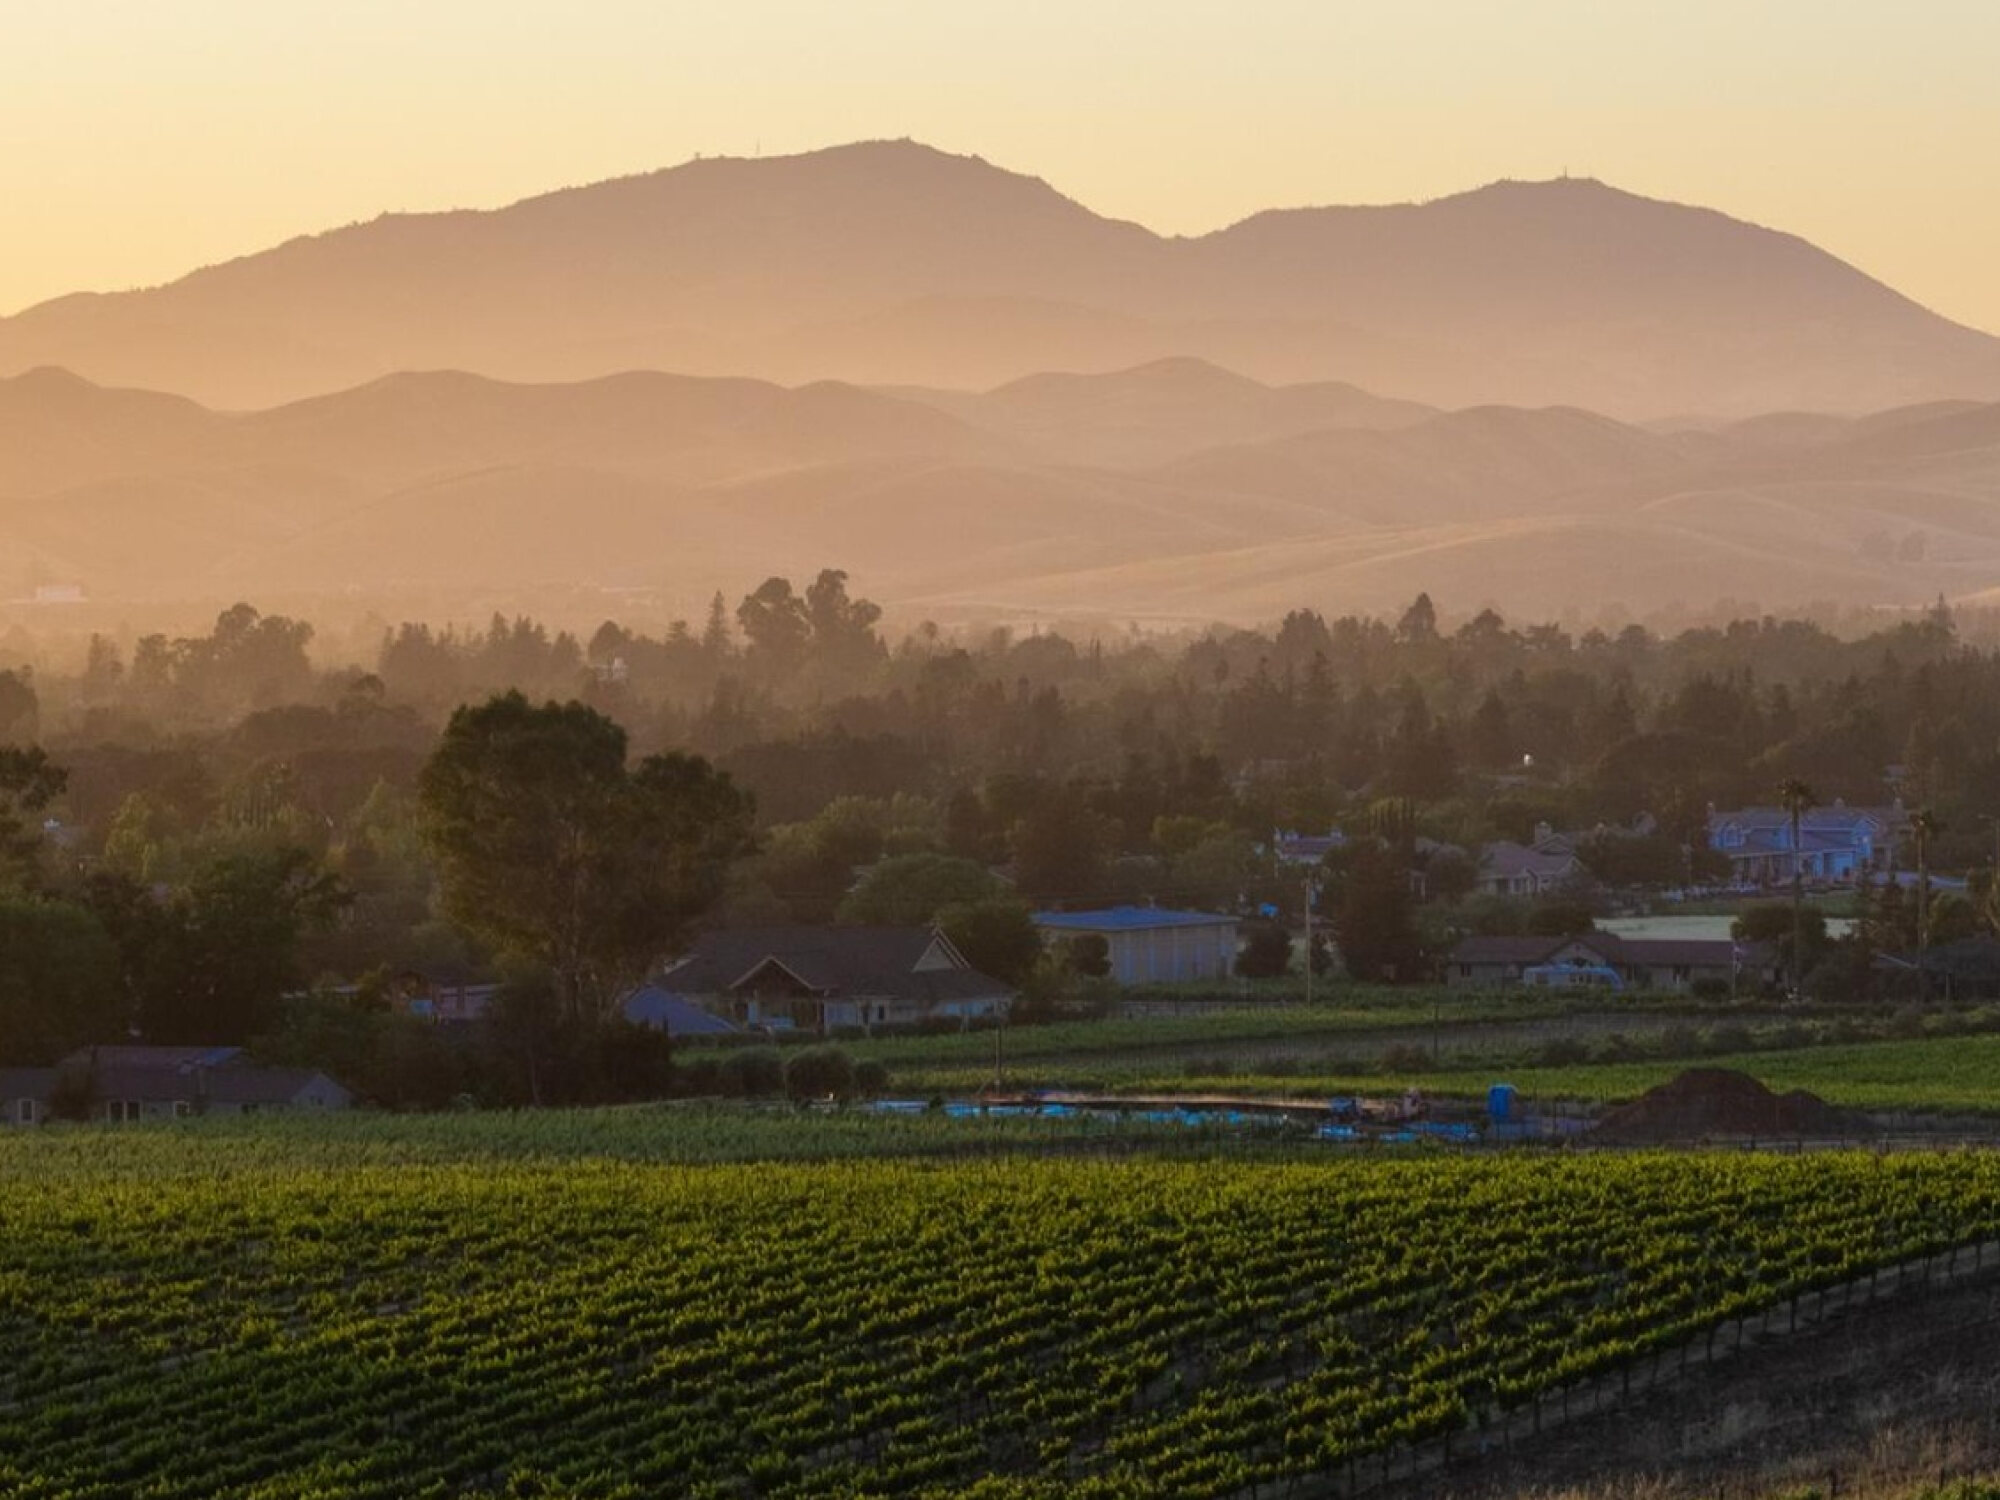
[1778,778,1817,997]
[1911,807,1942,1002]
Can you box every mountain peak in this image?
[507,137,1097,226]
[4,143,1997,415]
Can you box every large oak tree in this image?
[418,693,753,1025]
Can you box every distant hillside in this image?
[5,365,2000,625]
[4,141,1997,416]
[888,358,1437,467]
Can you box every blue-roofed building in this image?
[1032,906,1240,985]
[621,986,747,1038]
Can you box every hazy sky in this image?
[8,1,1999,330]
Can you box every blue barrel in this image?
[1487,1083,1517,1124]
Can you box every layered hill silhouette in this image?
[6,141,1998,417]
[7,362,2000,624]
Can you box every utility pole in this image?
[1779,779,1817,1000]
[1303,877,1314,1007]
[1980,814,2000,932]
[1913,809,1939,1005]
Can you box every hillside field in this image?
[6,1113,2000,1497]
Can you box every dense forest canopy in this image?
[2,577,1978,856]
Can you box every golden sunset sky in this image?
[8,0,1997,331]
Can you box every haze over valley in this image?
[6,141,2000,630]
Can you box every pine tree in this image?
[701,592,732,658]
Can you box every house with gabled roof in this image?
[1474,840,1585,897]
[630,926,1013,1034]
[1707,802,1902,884]
[1446,932,1776,994]
[1,1047,352,1126]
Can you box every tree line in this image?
[3,578,1997,1100]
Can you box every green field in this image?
[871,1028,2000,1118]
[970,1034,2000,1117]
[6,1113,2000,1497]
[1367,1034,2000,1116]
[838,992,1757,1084]
[841,995,1540,1071]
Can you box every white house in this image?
[1032,906,1240,985]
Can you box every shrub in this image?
[1660,1024,1701,1058]
[1379,1043,1436,1074]
[1534,1037,1591,1067]
[1688,976,1730,1002]
[674,1053,725,1097]
[718,1047,785,1098]
[1182,1055,1234,1080]
[851,1059,891,1098]
[784,1046,856,1101]
[1596,1032,1639,1062]
[1889,1004,1929,1039]
[1703,1024,1753,1056]
[1235,921,1294,979]
[1064,933,1112,979]
[1800,963,1860,1004]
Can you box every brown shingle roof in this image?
[659,926,1012,1004]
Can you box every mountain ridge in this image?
[6,140,1996,416]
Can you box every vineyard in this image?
[5,1120,2000,1497]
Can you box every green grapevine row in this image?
[2,1125,1998,1497]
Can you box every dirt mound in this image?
[1593,1068,1873,1143]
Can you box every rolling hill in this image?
[6,363,2000,626]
